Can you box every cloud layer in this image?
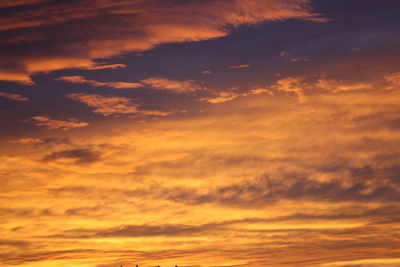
[2,71,400,266]
[0,0,323,84]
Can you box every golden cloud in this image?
[2,75,400,265]
[66,93,169,116]
[141,77,206,93]
[228,64,252,69]
[200,87,273,104]
[31,115,89,130]
[66,93,140,116]
[57,76,143,89]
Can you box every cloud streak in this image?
[141,77,206,93]
[31,115,88,130]
[0,92,29,101]
[66,93,170,116]
[66,93,140,116]
[57,76,143,89]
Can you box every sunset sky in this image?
[1,0,400,266]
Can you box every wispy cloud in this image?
[31,116,89,130]
[82,64,127,71]
[42,148,102,165]
[66,93,169,116]
[66,93,140,116]
[228,64,251,69]
[385,72,400,89]
[279,51,310,63]
[316,78,373,92]
[271,77,306,102]
[57,76,143,89]
[141,77,206,93]
[290,56,310,63]
[0,92,29,101]
[13,138,44,144]
[0,0,49,8]
[200,87,273,104]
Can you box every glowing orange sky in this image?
[0,0,400,266]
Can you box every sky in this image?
[1,0,400,266]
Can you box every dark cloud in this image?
[0,239,30,248]
[158,174,400,207]
[42,148,102,164]
[94,224,212,238]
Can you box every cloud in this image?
[6,74,400,267]
[316,78,373,92]
[290,56,310,63]
[82,63,127,71]
[272,76,306,102]
[0,71,34,85]
[59,76,206,92]
[228,64,251,69]
[202,70,212,75]
[57,76,143,89]
[0,92,29,101]
[31,115,88,130]
[384,72,400,89]
[0,0,49,8]
[13,138,44,144]
[0,0,324,83]
[141,77,206,93]
[66,93,169,116]
[321,258,400,267]
[279,51,310,63]
[66,93,140,116]
[93,224,210,238]
[200,87,273,104]
[13,137,71,146]
[42,149,102,164]
[200,91,241,104]
[265,76,374,102]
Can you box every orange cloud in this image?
[200,87,274,104]
[0,71,34,85]
[141,77,206,93]
[57,76,143,89]
[0,92,29,101]
[384,72,400,89]
[31,115,89,130]
[316,78,373,92]
[290,56,310,63]
[272,76,306,102]
[0,0,49,8]
[82,63,127,71]
[279,51,289,56]
[229,64,252,69]
[13,138,44,144]
[66,93,140,116]
[67,93,171,116]
[2,73,400,266]
[200,91,241,104]
[0,0,324,84]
